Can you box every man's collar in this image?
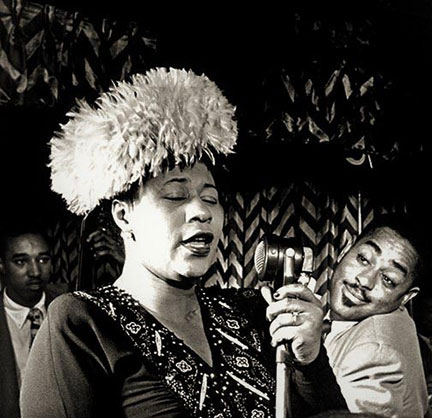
[3,290,46,329]
[328,319,358,336]
[323,310,359,341]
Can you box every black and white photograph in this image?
[1,1,432,417]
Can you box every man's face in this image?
[1,233,52,306]
[330,227,418,321]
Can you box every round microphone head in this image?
[254,239,267,277]
[254,235,305,284]
[254,235,281,281]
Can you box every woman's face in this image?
[125,163,224,283]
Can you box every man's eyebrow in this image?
[11,252,50,258]
[391,260,408,276]
[364,240,408,276]
[364,240,382,255]
[11,253,30,259]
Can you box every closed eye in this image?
[164,194,188,201]
[165,197,185,201]
[201,195,218,205]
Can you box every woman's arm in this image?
[290,345,347,417]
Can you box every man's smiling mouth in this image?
[342,282,370,305]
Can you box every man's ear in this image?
[400,287,420,307]
[111,199,132,233]
[0,257,5,275]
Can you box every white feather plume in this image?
[49,68,238,215]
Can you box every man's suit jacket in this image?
[324,308,428,417]
[0,288,62,418]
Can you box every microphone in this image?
[254,235,314,418]
[254,235,314,288]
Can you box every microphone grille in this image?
[254,240,266,274]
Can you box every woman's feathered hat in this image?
[49,68,238,215]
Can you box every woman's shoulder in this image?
[48,291,88,313]
[47,288,116,328]
[44,287,139,354]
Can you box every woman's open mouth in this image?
[181,232,214,256]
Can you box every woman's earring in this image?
[121,230,135,241]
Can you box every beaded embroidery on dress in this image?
[74,285,275,417]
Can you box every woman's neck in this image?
[114,259,200,320]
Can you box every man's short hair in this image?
[0,219,51,257]
[359,212,429,288]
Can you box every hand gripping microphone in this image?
[254,235,314,418]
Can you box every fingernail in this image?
[273,292,280,299]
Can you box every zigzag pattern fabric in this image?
[48,216,81,288]
[0,0,156,105]
[1,1,407,304]
[48,183,405,309]
[210,184,402,310]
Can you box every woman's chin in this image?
[175,254,215,276]
[176,263,212,279]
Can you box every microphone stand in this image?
[76,213,89,291]
[275,249,297,418]
[276,345,293,418]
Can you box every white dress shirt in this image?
[3,290,46,386]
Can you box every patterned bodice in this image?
[75,285,276,418]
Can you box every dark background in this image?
[2,0,432,226]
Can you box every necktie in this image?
[28,307,43,348]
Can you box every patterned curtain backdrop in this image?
[206,184,405,307]
[42,183,405,301]
[0,0,411,302]
[47,214,80,288]
[0,0,156,105]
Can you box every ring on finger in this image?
[291,311,299,325]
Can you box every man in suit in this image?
[414,291,432,410]
[323,213,429,417]
[0,224,58,418]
